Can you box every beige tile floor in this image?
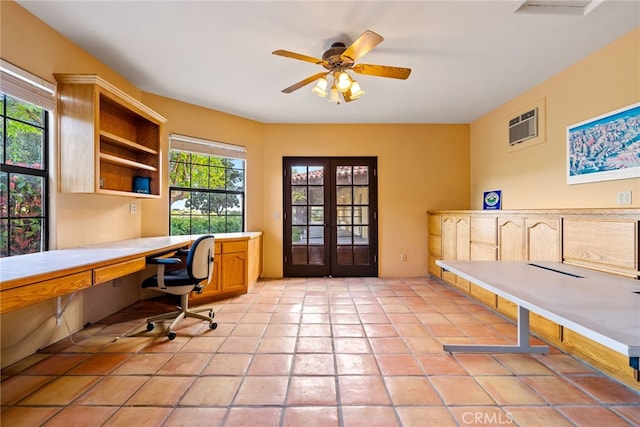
[1,277,639,426]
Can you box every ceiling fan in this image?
[272,30,411,103]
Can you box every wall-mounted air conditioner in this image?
[509,108,538,146]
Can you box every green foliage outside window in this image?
[0,94,47,257]
[169,150,244,235]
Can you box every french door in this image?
[283,157,378,277]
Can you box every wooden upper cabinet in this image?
[54,74,166,198]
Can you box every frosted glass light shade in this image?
[312,77,328,97]
[348,81,365,99]
[336,71,352,92]
[328,86,340,103]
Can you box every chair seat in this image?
[142,268,194,288]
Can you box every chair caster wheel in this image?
[210,322,218,330]
[147,322,155,331]
[168,331,177,340]
[209,310,214,318]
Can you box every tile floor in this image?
[1,277,639,426]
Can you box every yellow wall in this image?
[470,28,640,209]
[139,92,266,237]
[261,124,469,277]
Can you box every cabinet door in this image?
[470,215,497,260]
[441,216,457,285]
[498,216,525,260]
[455,216,470,261]
[441,215,470,290]
[427,214,442,278]
[526,218,561,261]
[221,251,247,293]
[454,216,471,292]
[563,219,637,275]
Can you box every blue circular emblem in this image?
[484,191,500,207]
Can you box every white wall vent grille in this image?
[509,108,538,146]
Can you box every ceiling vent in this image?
[509,108,538,146]
[515,1,601,16]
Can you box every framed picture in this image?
[567,102,640,185]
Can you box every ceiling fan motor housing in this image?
[322,42,353,70]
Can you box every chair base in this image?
[146,293,217,340]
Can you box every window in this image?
[169,134,246,235]
[0,60,54,258]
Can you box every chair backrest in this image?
[186,235,215,284]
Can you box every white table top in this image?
[436,260,640,357]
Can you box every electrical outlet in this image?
[129,203,137,214]
[616,191,632,205]
[400,253,407,261]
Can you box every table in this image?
[435,260,640,366]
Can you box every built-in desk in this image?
[436,260,640,368]
[0,233,262,314]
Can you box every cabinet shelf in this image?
[99,153,158,171]
[100,130,159,155]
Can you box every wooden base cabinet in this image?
[427,208,640,390]
[189,233,262,304]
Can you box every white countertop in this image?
[1,233,262,289]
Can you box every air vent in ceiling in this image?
[515,0,600,16]
[509,108,538,146]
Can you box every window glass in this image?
[0,93,48,257]
[169,149,245,235]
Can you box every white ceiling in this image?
[17,0,640,124]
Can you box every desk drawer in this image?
[93,257,146,284]
[0,271,92,314]
[222,241,247,254]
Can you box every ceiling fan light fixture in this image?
[348,80,365,100]
[336,71,352,93]
[312,76,328,97]
[273,30,411,103]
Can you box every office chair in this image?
[142,235,217,340]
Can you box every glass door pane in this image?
[335,165,371,267]
[284,160,330,276]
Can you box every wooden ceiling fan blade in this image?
[272,49,326,66]
[352,63,412,79]
[281,72,328,93]
[341,30,383,62]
